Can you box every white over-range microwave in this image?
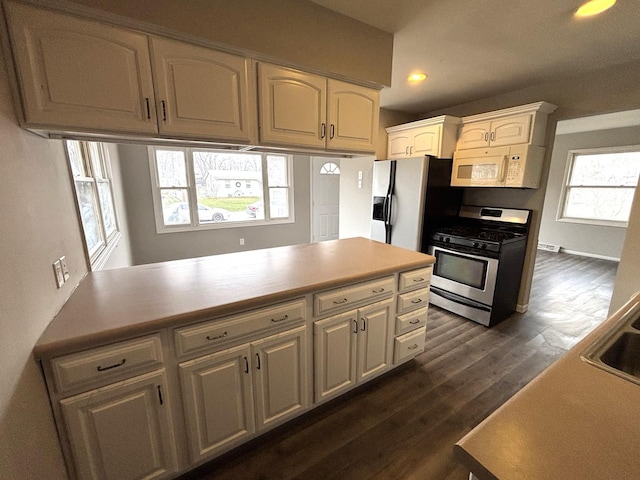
[450,143,545,188]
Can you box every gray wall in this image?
[102,142,133,269]
[538,126,640,260]
[117,144,311,264]
[66,0,393,87]
[0,48,79,479]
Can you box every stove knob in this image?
[481,243,487,249]
[444,237,450,243]
[439,236,444,242]
[472,242,479,248]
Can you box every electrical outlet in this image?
[59,255,70,281]
[53,260,64,288]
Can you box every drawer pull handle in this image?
[206,332,228,341]
[97,359,126,372]
[353,318,358,334]
[372,288,386,293]
[144,98,151,119]
[244,356,249,374]
[271,314,289,323]
[413,277,425,282]
[409,319,421,324]
[256,353,261,370]
[411,299,423,304]
[361,318,366,331]
[408,344,420,350]
[333,298,348,305]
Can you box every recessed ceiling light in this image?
[408,73,427,83]
[575,0,616,17]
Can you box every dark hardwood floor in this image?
[181,250,618,480]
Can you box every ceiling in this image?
[309,0,640,115]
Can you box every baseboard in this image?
[559,248,620,262]
[516,303,528,313]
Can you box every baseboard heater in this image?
[537,242,560,253]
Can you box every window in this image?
[65,140,120,270]
[558,148,640,227]
[320,162,340,175]
[149,147,294,232]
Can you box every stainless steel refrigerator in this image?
[370,156,461,252]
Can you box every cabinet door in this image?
[490,114,532,147]
[6,2,157,134]
[252,326,309,430]
[387,132,412,158]
[258,63,326,148]
[179,345,255,463]
[327,79,379,153]
[314,311,358,402]
[150,37,254,142]
[457,121,491,150]
[60,370,177,480]
[412,125,442,157]
[357,300,392,382]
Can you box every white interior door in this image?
[312,157,341,242]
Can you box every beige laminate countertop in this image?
[455,291,640,480]
[35,238,434,360]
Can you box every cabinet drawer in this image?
[396,307,428,336]
[394,326,426,364]
[397,288,430,315]
[51,334,163,393]
[398,267,432,292]
[314,276,394,317]
[175,298,306,357]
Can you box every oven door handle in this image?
[430,286,492,312]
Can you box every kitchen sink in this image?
[582,300,640,386]
[599,333,640,378]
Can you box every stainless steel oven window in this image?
[433,249,488,290]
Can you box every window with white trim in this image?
[149,147,294,233]
[558,147,640,227]
[65,140,120,270]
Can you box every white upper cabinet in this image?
[149,37,254,142]
[258,63,327,149]
[258,63,379,153]
[386,116,461,159]
[456,102,558,151]
[457,115,532,150]
[6,2,157,134]
[326,79,380,152]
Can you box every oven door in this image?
[427,245,499,306]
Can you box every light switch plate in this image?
[53,260,64,288]
[59,256,70,281]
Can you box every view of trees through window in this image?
[152,148,291,230]
[560,149,640,225]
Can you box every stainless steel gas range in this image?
[427,205,531,327]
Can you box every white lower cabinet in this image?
[179,345,256,463]
[179,326,308,463]
[60,369,178,480]
[314,299,392,403]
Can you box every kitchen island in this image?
[455,291,640,480]
[36,238,435,480]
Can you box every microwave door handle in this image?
[499,155,508,183]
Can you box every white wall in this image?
[117,144,312,264]
[539,124,640,260]
[339,156,375,239]
[0,48,82,479]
